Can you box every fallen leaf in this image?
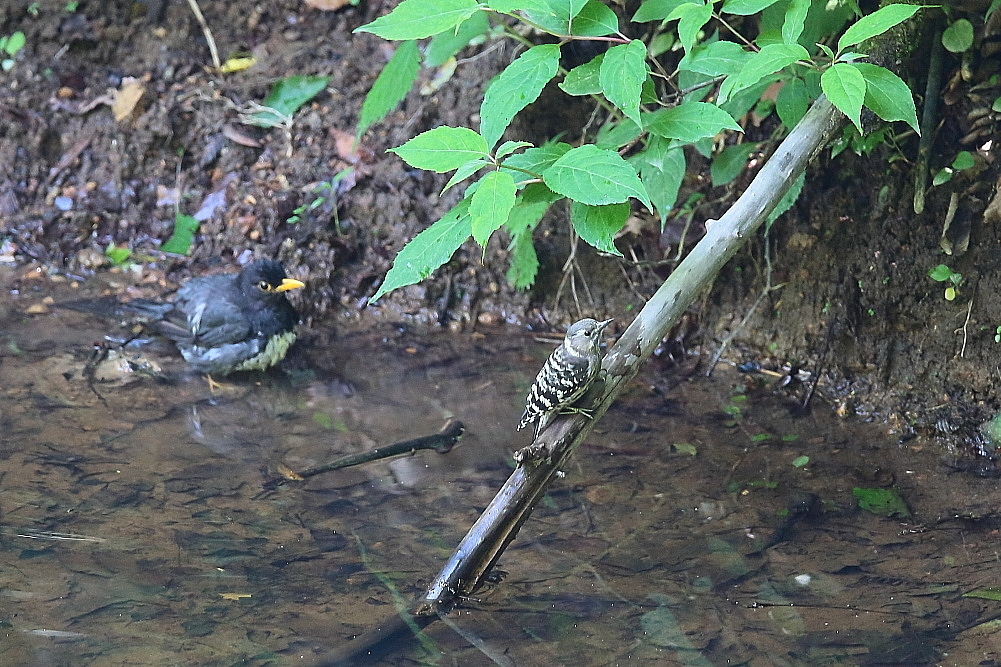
[112,77,145,122]
[304,0,354,10]
[420,57,457,96]
[219,593,252,601]
[25,302,50,315]
[223,124,262,148]
[220,56,255,74]
[277,464,304,481]
[331,129,359,162]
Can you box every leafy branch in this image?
[355,0,923,302]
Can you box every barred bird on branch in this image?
[517,318,613,440]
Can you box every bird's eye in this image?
[257,280,272,291]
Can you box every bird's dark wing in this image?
[175,301,253,348]
[163,275,253,348]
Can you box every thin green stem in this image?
[713,14,757,50]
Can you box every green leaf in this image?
[355,0,481,40]
[561,53,604,96]
[765,171,804,230]
[596,118,642,149]
[822,62,866,131]
[487,0,551,14]
[837,4,921,53]
[711,142,758,186]
[247,75,329,127]
[370,199,472,302]
[943,19,974,53]
[853,487,910,518]
[3,31,25,56]
[722,76,776,121]
[649,32,676,58]
[963,588,1001,601]
[928,264,956,282]
[718,42,809,104]
[679,40,752,78]
[668,2,714,53]
[953,151,975,170]
[645,101,742,143]
[426,11,491,67]
[795,0,855,52]
[442,157,491,193]
[570,201,630,255]
[357,41,421,137]
[775,77,810,128]
[518,0,588,33]
[470,171,517,245]
[507,225,540,289]
[672,442,698,455]
[501,141,572,177]
[791,455,809,467]
[634,136,685,223]
[932,168,953,187]
[161,214,199,255]
[855,63,918,133]
[503,183,559,289]
[480,44,561,149]
[390,126,489,172]
[496,140,534,159]
[551,0,591,22]
[521,6,569,33]
[600,40,647,126]
[105,243,132,267]
[543,145,652,208]
[721,0,781,16]
[633,0,689,22]
[837,51,869,63]
[782,0,810,45]
[572,0,620,36]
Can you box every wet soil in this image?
[3,268,1001,666]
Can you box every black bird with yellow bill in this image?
[69,259,305,376]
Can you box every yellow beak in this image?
[275,278,306,293]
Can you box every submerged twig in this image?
[261,419,464,491]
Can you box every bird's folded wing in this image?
[184,301,253,348]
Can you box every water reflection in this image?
[1,267,999,666]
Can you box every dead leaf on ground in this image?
[303,0,354,10]
[219,592,252,601]
[223,124,262,148]
[112,77,146,122]
[330,129,360,162]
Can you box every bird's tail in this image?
[59,297,172,322]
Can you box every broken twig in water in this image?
[261,418,464,491]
